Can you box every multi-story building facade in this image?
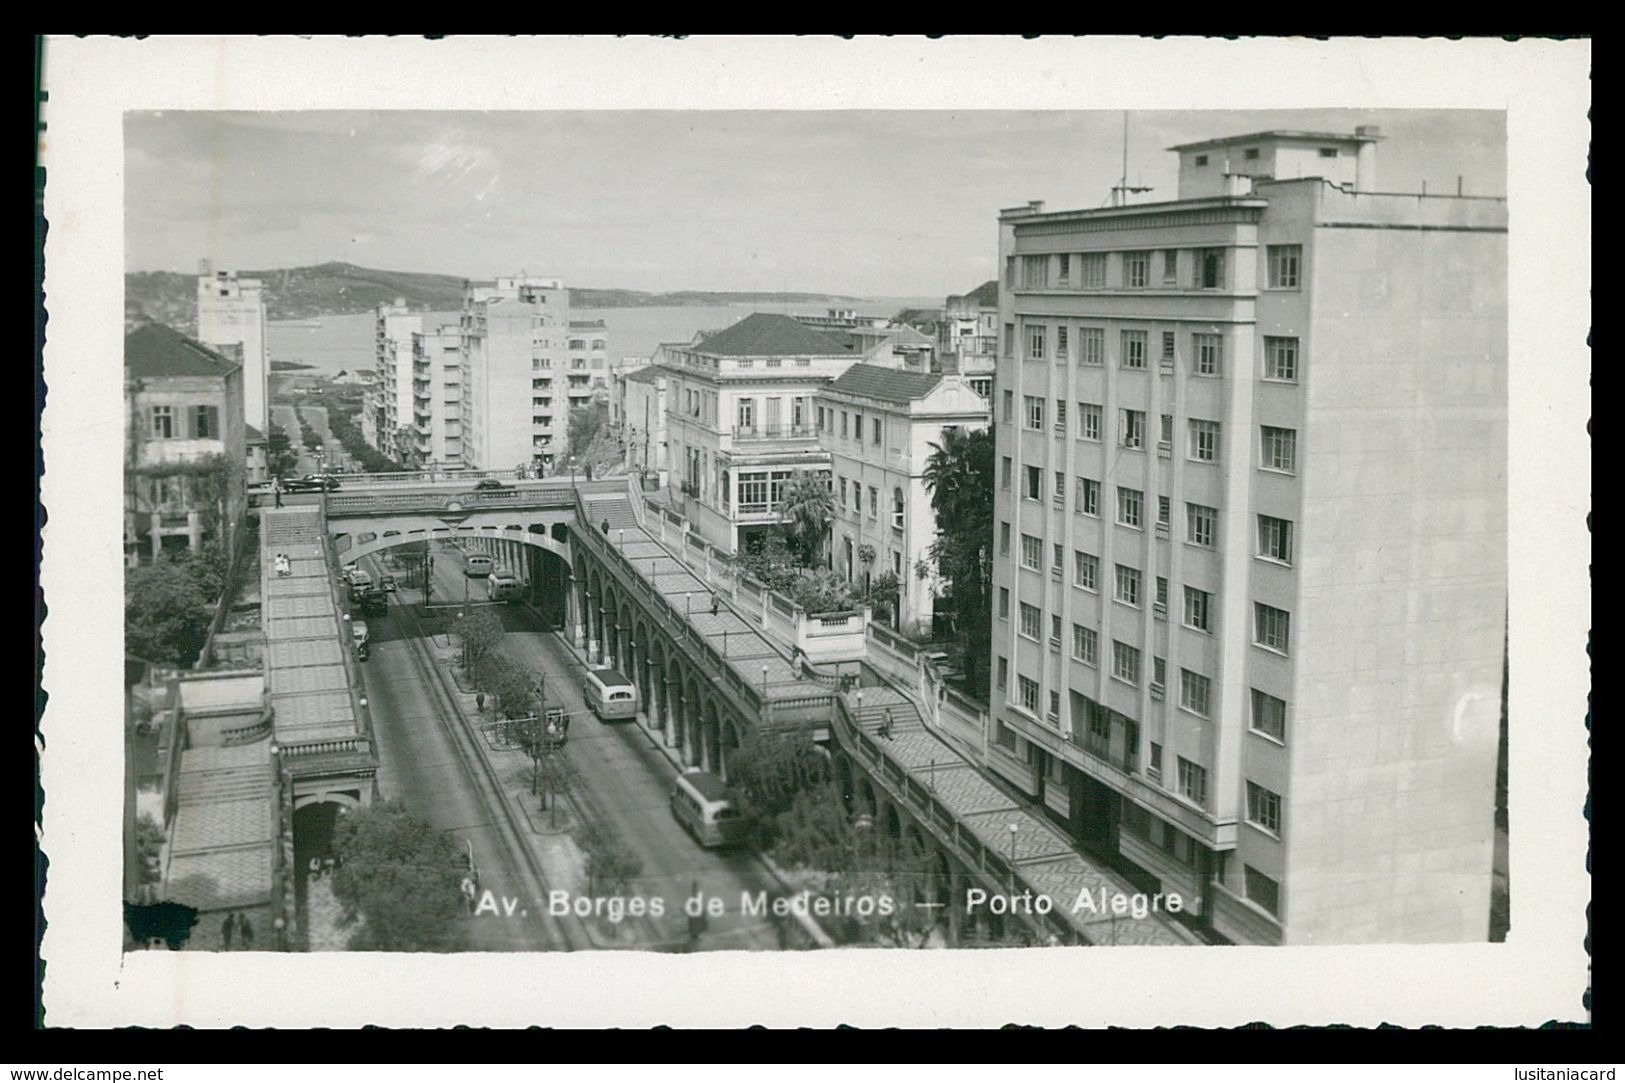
[816,365,989,637]
[195,261,269,437]
[460,275,570,471]
[373,299,421,464]
[124,323,247,565]
[407,322,464,470]
[941,279,1000,398]
[986,128,1506,946]
[663,313,858,554]
[619,363,668,477]
[567,320,611,414]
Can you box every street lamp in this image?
[760,664,769,698]
[1007,822,1019,892]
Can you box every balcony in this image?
[731,423,815,442]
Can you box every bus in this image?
[670,769,748,849]
[581,667,638,722]
[463,552,494,578]
[486,571,522,602]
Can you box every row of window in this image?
[835,476,906,530]
[1010,399,1297,473]
[1003,577,1292,657]
[146,404,222,440]
[733,358,813,369]
[1004,325,1300,384]
[1001,480,1293,563]
[1005,245,1302,293]
[818,406,887,447]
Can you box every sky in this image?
[125,109,1506,299]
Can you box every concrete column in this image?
[946,869,964,947]
[662,679,678,747]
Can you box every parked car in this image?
[285,474,341,493]
[474,478,512,492]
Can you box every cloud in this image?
[410,135,501,202]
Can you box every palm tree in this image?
[923,424,994,526]
[780,471,834,568]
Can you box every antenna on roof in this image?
[1111,112,1155,208]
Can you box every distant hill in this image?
[125,261,869,330]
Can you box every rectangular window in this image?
[1193,248,1226,290]
[1119,409,1146,449]
[1056,326,1069,358]
[995,719,1017,751]
[1078,328,1104,366]
[1111,641,1141,685]
[868,486,879,518]
[1120,330,1147,370]
[1261,426,1298,472]
[1049,689,1061,718]
[1054,399,1067,432]
[1180,670,1212,717]
[1156,576,1168,609]
[1000,521,1011,555]
[1123,251,1150,288]
[1057,254,1071,284]
[1021,533,1042,571]
[1257,514,1294,564]
[1245,866,1281,917]
[872,417,882,446]
[1077,477,1100,517]
[1024,395,1045,431]
[1003,323,1016,359]
[1002,389,1013,422]
[1246,782,1282,835]
[1254,603,1292,654]
[1072,624,1098,665]
[150,405,174,438]
[999,587,1010,619]
[1162,249,1178,283]
[1263,336,1299,382]
[1189,419,1221,462]
[1078,253,1107,289]
[736,398,755,431]
[1161,331,1176,364]
[1183,586,1213,633]
[1074,550,1098,591]
[1018,675,1039,713]
[1005,257,1016,287]
[1114,564,1142,607]
[1158,496,1171,527]
[1267,245,1303,289]
[853,412,863,440]
[1022,255,1049,290]
[1019,603,1042,640]
[1051,614,1062,648]
[1052,543,1064,576]
[1186,503,1217,548]
[1149,742,1163,780]
[997,657,1009,690]
[1001,456,1012,490]
[1320,147,1339,158]
[1024,465,1042,500]
[1028,325,1047,359]
[1177,757,1208,806]
[840,411,849,438]
[1251,689,1288,742]
[1193,333,1223,376]
[1117,487,1143,528]
[192,405,219,439]
[1053,471,1066,505]
[1079,403,1102,441]
[852,480,862,509]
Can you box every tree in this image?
[738,534,858,614]
[330,801,465,951]
[725,726,834,851]
[134,814,165,885]
[576,820,643,897]
[456,608,504,677]
[779,471,834,567]
[922,426,995,698]
[567,404,607,457]
[125,559,212,668]
[474,653,536,719]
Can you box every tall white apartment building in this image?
[195,261,269,436]
[460,275,571,471]
[407,322,465,470]
[986,128,1507,945]
[374,298,421,464]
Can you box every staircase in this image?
[846,684,926,738]
[263,507,324,548]
[580,493,640,532]
[177,763,273,806]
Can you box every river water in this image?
[266,298,941,376]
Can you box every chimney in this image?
[1028,200,1045,213]
[1354,126,1381,193]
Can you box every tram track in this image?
[388,595,593,953]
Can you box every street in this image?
[352,541,789,951]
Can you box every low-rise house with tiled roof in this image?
[815,362,990,637]
[662,312,860,554]
[124,322,248,565]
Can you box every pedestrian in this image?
[711,595,720,616]
[237,914,254,950]
[881,709,894,740]
[309,855,323,881]
[601,519,610,535]
[476,692,486,713]
[220,912,236,950]
[273,477,283,509]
